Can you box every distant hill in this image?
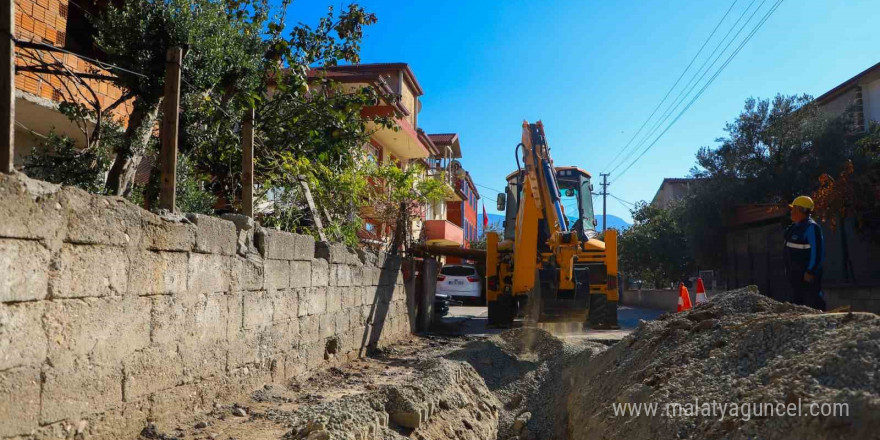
[477,213,630,235]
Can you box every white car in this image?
[436,264,481,299]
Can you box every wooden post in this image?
[1,0,14,173]
[241,108,254,217]
[158,47,183,211]
[299,178,327,242]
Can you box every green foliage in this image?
[618,201,694,288]
[22,132,111,193]
[683,94,876,266]
[365,162,450,252]
[471,222,503,250]
[130,153,215,215]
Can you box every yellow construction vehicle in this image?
[486,121,619,329]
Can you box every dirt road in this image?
[140,305,639,440]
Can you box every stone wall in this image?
[0,173,413,439]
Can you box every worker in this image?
[783,196,826,311]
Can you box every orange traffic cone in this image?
[695,278,708,305]
[677,283,693,312]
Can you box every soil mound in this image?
[566,286,880,440]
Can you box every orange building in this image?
[11,0,132,166]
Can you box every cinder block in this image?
[186,213,236,256]
[315,241,348,264]
[342,286,359,309]
[305,287,327,316]
[230,257,264,291]
[305,340,325,369]
[141,215,195,252]
[122,345,183,400]
[0,238,50,302]
[270,288,299,322]
[128,250,187,295]
[226,292,244,337]
[356,249,377,267]
[0,174,66,246]
[256,228,297,260]
[179,339,227,382]
[242,291,273,330]
[319,313,336,339]
[311,258,330,287]
[294,234,315,261]
[45,297,150,366]
[65,191,143,247]
[335,311,349,334]
[41,356,123,423]
[352,286,364,308]
[326,287,342,314]
[0,302,46,370]
[151,293,227,348]
[298,315,319,343]
[335,264,352,287]
[188,253,229,293]
[227,329,259,368]
[0,366,41,436]
[290,260,312,288]
[363,286,378,307]
[264,259,290,291]
[52,243,128,299]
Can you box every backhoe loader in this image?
[485,121,619,329]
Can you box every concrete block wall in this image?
[0,173,413,439]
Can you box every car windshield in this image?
[440,266,475,276]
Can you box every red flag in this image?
[482,203,489,229]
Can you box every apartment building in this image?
[307,63,434,245]
[427,133,479,249]
[11,0,133,166]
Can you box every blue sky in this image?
[283,0,880,222]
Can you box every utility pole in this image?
[600,173,609,233]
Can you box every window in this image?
[440,266,476,276]
[364,143,379,164]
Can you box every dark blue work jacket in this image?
[783,218,824,277]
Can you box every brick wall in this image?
[13,0,133,121]
[0,173,413,439]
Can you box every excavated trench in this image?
[144,287,880,440]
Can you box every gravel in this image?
[565,286,880,440]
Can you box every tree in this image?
[618,202,694,288]
[365,163,449,254]
[471,221,503,250]
[91,0,378,197]
[684,94,863,267]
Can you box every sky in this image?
[282,0,880,222]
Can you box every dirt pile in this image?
[565,286,880,440]
[448,328,607,439]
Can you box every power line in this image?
[473,182,504,195]
[13,38,149,79]
[601,0,740,173]
[609,193,635,207]
[611,0,784,183]
[607,0,763,175]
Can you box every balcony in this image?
[423,220,463,247]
